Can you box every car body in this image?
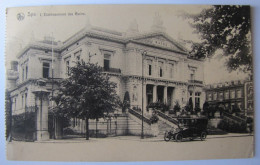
[164,117,208,142]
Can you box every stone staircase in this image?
[157,120,174,136]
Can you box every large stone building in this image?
[204,79,253,117]
[6,15,205,140]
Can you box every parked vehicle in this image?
[164,117,208,142]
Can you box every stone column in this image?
[164,86,168,104]
[54,117,63,139]
[33,90,50,141]
[153,85,157,102]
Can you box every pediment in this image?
[132,33,187,53]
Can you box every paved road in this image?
[6,133,254,161]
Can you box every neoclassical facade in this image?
[7,16,205,118]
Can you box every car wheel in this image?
[164,131,171,142]
[175,133,183,142]
[200,132,207,141]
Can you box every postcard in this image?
[5,5,254,161]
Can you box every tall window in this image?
[231,90,235,99]
[25,65,28,79]
[195,92,201,107]
[43,62,50,78]
[224,91,229,100]
[66,60,70,76]
[74,50,81,62]
[219,92,223,100]
[158,62,163,77]
[147,60,152,76]
[208,93,212,101]
[237,89,242,98]
[148,65,152,75]
[190,70,195,80]
[169,63,174,78]
[25,93,27,109]
[213,92,217,100]
[22,94,24,109]
[104,54,111,71]
[22,67,25,81]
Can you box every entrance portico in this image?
[142,84,175,113]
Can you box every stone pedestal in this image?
[151,123,159,136]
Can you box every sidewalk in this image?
[26,133,253,143]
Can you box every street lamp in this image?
[141,50,147,139]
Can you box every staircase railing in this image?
[128,109,151,125]
[223,112,246,123]
[156,110,179,125]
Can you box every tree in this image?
[186,5,252,73]
[53,61,120,140]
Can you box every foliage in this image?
[122,91,130,112]
[52,61,120,139]
[246,117,253,124]
[5,91,11,140]
[150,112,159,124]
[202,101,210,116]
[148,102,169,112]
[184,98,193,112]
[12,111,36,141]
[133,106,141,112]
[185,5,252,73]
[217,119,247,133]
[173,101,181,112]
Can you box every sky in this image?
[5,4,249,84]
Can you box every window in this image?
[158,62,163,77]
[190,69,195,81]
[213,92,217,100]
[43,62,50,78]
[169,63,174,78]
[219,92,223,100]
[208,93,212,101]
[237,89,242,98]
[195,92,201,107]
[22,94,24,109]
[231,90,235,99]
[224,91,229,100]
[66,60,70,75]
[159,67,163,77]
[25,65,28,79]
[104,54,111,71]
[22,67,25,81]
[25,93,27,109]
[148,64,152,76]
[147,60,152,76]
[74,50,81,62]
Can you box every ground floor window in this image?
[195,92,201,107]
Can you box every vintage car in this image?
[164,117,208,142]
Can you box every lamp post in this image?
[141,50,147,139]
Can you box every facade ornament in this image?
[151,12,166,33]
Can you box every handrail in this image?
[223,112,246,123]
[156,110,179,125]
[128,109,151,125]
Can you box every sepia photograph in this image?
[4,4,254,162]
